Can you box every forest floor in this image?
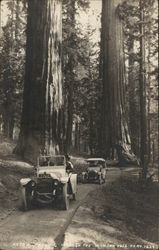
[0,158,33,221]
[0,140,34,221]
[62,174,159,250]
[0,141,158,250]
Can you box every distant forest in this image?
[0,0,158,179]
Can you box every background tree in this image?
[0,0,26,139]
[62,0,90,153]
[0,0,2,37]
[15,0,62,162]
[100,0,135,163]
[0,0,157,170]
[62,1,102,155]
[118,0,158,176]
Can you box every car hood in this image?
[38,167,67,180]
[88,166,101,172]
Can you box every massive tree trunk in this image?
[127,37,140,156]
[15,0,62,162]
[0,0,1,37]
[101,0,135,163]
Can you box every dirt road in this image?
[0,167,131,250]
[0,183,96,250]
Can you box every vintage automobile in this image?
[20,155,77,211]
[82,158,108,184]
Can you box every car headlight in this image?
[54,179,59,186]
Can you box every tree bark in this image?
[15,0,62,163]
[65,74,73,152]
[127,37,139,156]
[101,0,135,163]
[74,122,78,150]
[0,0,2,38]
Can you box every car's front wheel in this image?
[61,183,69,210]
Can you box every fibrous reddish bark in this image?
[101,0,136,163]
[15,0,62,162]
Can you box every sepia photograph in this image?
[0,0,158,249]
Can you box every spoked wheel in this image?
[61,183,69,210]
[21,187,32,211]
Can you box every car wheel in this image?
[61,183,69,210]
[21,187,31,211]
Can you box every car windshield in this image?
[87,161,105,167]
[39,156,65,167]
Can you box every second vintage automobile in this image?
[20,155,77,211]
[82,158,108,184]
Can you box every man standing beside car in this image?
[65,154,74,173]
[65,154,75,197]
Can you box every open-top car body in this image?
[20,155,77,211]
[82,158,108,184]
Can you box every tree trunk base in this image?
[13,132,41,163]
[115,144,139,167]
[14,132,59,164]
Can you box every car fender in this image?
[61,176,69,184]
[20,178,32,187]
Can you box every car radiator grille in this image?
[36,179,53,193]
[88,171,98,179]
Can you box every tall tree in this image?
[118,1,141,157]
[15,0,62,162]
[62,0,75,153]
[0,0,1,37]
[62,0,89,153]
[0,0,26,139]
[118,0,158,174]
[101,0,135,162]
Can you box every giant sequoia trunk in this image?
[101,0,136,164]
[128,38,140,156]
[15,0,62,162]
[0,0,1,37]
